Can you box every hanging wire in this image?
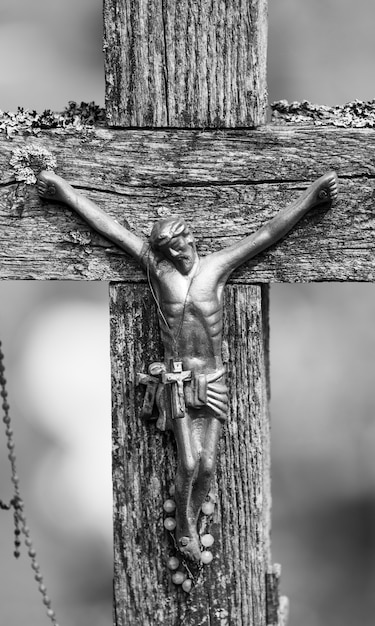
[146,250,199,360]
[0,340,60,626]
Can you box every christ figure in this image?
[37,170,338,562]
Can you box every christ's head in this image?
[149,217,198,275]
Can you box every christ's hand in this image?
[37,171,73,204]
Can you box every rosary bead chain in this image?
[0,341,60,626]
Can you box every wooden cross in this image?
[0,1,373,625]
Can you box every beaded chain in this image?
[0,340,60,626]
[163,484,216,590]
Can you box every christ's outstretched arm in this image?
[37,171,147,263]
[209,171,338,281]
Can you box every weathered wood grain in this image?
[110,283,271,626]
[1,126,374,281]
[103,0,268,127]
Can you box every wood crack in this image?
[339,172,375,181]
[0,180,17,189]
[75,178,313,195]
[2,174,375,198]
[161,0,170,127]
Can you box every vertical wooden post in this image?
[110,284,271,625]
[103,0,268,128]
[106,1,272,624]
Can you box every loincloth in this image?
[139,363,229,430]
[184,367,229,422]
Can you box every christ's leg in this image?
[173,414,201,562]
[190,416,222,529]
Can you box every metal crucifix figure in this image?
[37,169,338,563]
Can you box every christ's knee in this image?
[177,451,198,482]
[200,449,216,481]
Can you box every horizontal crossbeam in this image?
[1,125,374,281]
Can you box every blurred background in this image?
[0,1,375,625]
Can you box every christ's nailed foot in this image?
[178,535,202,563]
[37,171,71,203]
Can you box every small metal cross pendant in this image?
[162,360,192,419]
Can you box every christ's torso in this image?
[150,257,224,373]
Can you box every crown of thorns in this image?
[149,217,190,249]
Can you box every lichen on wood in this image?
[271,99,375,128]
[9,145,56,185]
[0,101,105,137]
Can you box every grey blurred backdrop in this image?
[1,1,375,625]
